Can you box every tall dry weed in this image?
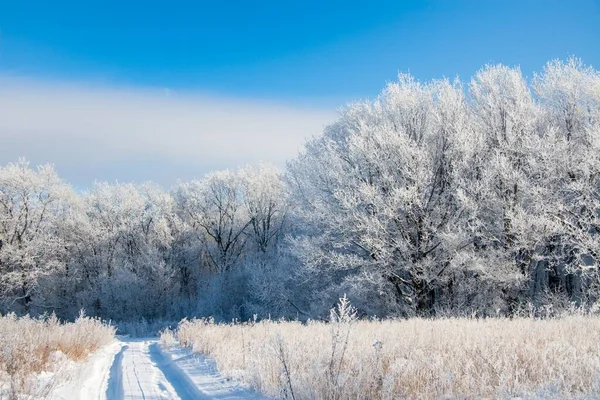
[170,300,600,399]
[0,311,115,399]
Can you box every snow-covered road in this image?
[110,340,181,399]
[49,338,266,400]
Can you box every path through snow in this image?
[49,338,267,400]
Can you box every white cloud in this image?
[0,76,336,187]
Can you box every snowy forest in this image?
[2,57,600,322]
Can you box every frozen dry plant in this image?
[0,311,115,399]
[271,332,297,400]
[268,295,359,400]
[327,295,357,400]
[159,327,178,347]
[170,312,600,399]
[371,338,384,395]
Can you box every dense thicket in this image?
[1,58,599,320]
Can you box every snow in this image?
[153,343,266,400]
[48,341,123,400]
[47,338,267,400]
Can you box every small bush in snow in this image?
[0,311,115,399]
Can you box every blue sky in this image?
[0,0,599,186]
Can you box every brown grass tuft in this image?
[0,311,115,398]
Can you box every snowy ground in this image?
[48,338,267,400]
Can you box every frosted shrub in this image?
[0,312,115,398]
[326,295,357,400]
[159,327,178,347]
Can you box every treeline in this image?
[1,57,600,321]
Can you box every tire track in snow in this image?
[148,343,210,399]
[106,345,127,400]
[103,339,266,400]
[129,349,147,399]
[150,343,268,400]
[115,340,179,399]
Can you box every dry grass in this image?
[0,311,115,399]
[171,313,600,399]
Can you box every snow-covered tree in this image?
[532,58,600,302]
[534,58,600,143]
[2,57,599,321]
[0,160,78,312]
[172,164,291,318]
[239,163,288,254]
[287,60,600,316]
[174,170,250,275]
[78,181,176,319]
[288,76,490,315]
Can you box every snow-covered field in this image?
[170,314,600,399]
[47,338,266,400]
[4,312,600,399]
